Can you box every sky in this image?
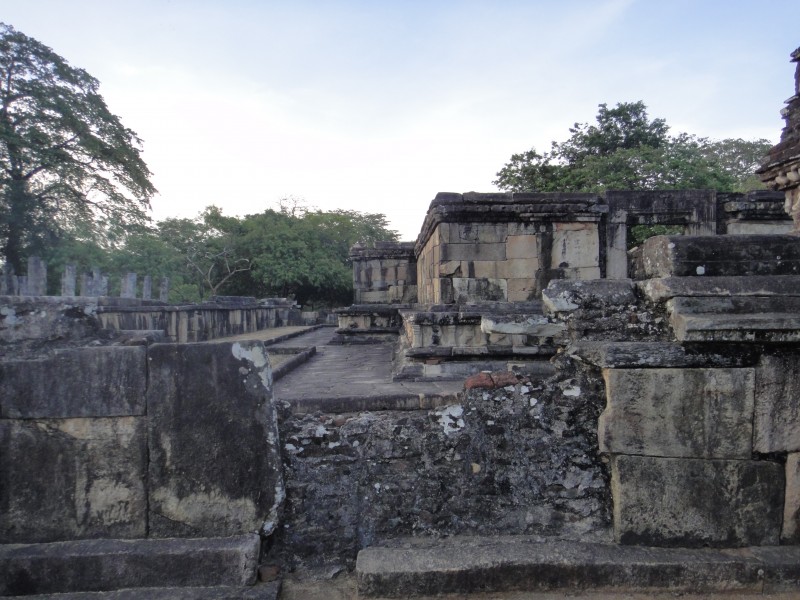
[2,0,799,240]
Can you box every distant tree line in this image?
[43,202,398,306]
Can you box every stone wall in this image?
[544,233,800,549]
[275,357,611,571]
[414,193,603,304]
[96,298,301,343]
[351,242,417,304]
[0,339,283,544]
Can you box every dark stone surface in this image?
[569,341,761,368]
[0,417,147,543]
[0,534,260,595]
[273,352,612,571]
[611,455,784,548]
[146,340,283,537]
[356,538,800,597]
[0,346,146,418]
[754,353,800,453]
[641,235,800,278]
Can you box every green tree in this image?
[494,101,770,194]
[0,23,155,272]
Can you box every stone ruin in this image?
[1,46,800,597]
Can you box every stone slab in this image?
[0,347,147,418]
[355,537,800,597]
[611,455,783,547]
[0,535,260,596]
[754,354,800,453]
[600,368,754,458]
[641,235,800,278]
[639,275,800,303]
[783,453,800,544]
[146,341,283,537]
[7,582,280,599]
[568,342,761,369]
[0,417,147,543]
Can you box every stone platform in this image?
[356,537,800,597]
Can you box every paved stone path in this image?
[273,326,463,413]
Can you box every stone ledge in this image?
[0,535,261,596]
[639,275,800,303]
[568,341,761,368]
[356,538,800,597]
[10,582,281,599]
[286,392,459,414]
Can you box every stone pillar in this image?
[61,265,77,297]
[120,273,137,299]
[96,270,108,297]
[1,263,17,295]
[142,275,152,300]
[27,256,47,296]
[79,272,91,296]
[159,277,170,302]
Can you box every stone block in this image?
[641,234,800,278]
[438,260,464,277]
[784,453,800,544]
[611,455,783,547]
[451,278,507,303]
[0,417,147,543]
[477,223,508,244]
[0,534,260,595]
[472,261,498,279]
[551,224,599,269]
[600,368,755,458]
[146,340,283,537]
[507,278,537,302]
[506,234,540,259]
[754,354,800,453]
[0,347,147,418]
[441,242,506,262]
[496,258,539,279]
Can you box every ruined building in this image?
[1,48,800,597]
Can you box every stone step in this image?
[0,535,261,596]
[641,234,800,278]
[11,582,280,599]
[667,297,800,343]
[356,538,800,598]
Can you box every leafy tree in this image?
[494,101,771,194]
[0,23,155,272]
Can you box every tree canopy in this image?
[47,202,398,306]
[494,101,772,194]
[0,22,155,271]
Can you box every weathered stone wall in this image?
[274,356,611,571]
[97,299,301,343]
[544,235,800,549]
[351,242,417,304]
[0,295,301,351]
[414,193,603,305]
[0,339,283,545]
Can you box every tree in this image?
[494,101,771,194]
[0,23,155,272]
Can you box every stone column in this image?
[17,276,28,296]
[61,265,77,297]
[120,273,138,298]
[27,256,47,296]
[1,263,17,295]
[142,275,152,300]
[159,277,170,302]
[96,269,108,297]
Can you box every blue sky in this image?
[2,0,798,239]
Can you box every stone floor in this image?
[272,326,463,412]
[278,574,800,600]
